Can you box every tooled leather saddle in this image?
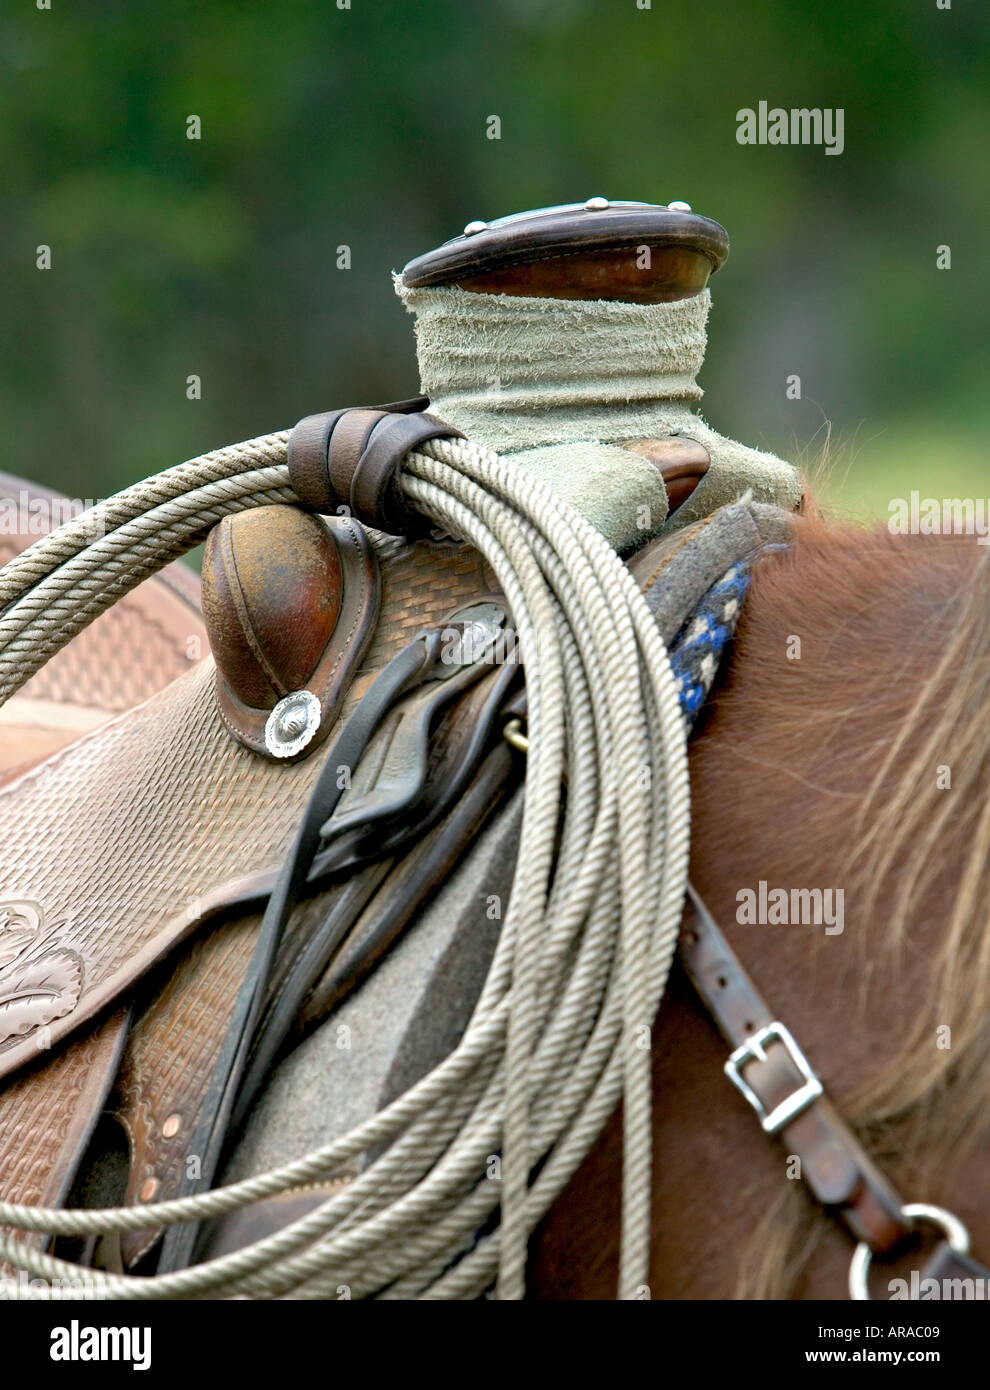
[0,200,804,1277]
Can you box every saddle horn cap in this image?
[400,199,729,303]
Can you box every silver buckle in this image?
[724,1021,823,1134]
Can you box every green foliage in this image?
[2,0,987,511]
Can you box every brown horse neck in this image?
[531,519,990,1299]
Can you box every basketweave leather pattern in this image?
[0,1007,128,1271]
[0,533,204,715]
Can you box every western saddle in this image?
[4,200,963,1300]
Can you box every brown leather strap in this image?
[351,412,463,534]
[287,407,464,536]
[678,884,914,1255]
[285,408,351,513]
[921,1241,990,1286]
[326,409,388,504]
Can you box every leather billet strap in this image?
[678,885,914,1256]
[288,406,464,536]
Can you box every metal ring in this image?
[849,1202,971,1301]
[503,717,529,753]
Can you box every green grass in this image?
[806,420,990,527]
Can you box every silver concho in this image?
[264,690,322,760]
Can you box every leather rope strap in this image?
[287,406,464,535]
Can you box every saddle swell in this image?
[202,506,381,761]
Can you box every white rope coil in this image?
[0,430,690,1300]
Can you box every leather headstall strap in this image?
[158,600,519,1272]
[679,885,990,1296]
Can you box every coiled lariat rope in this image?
[0,433,293,701]
[0,431,690,1300]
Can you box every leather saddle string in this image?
[287,736,522,1041]
[229,658,521,1142]
[157,630,443,1273]
[307,641,520,880]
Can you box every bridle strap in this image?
[679,884,915,1256]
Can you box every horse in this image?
[531,511,990,1298]
[2,197,985,1301]
[5,477,987,1300]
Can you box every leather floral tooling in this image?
[0,900,84,1050]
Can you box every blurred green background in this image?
[2,0,987,527]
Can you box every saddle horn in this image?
[205,199,726,761]
[399,198,725,511]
